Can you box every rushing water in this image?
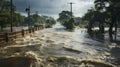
[0,23,119,67]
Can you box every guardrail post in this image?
[21,29,24,37]
[38,27,39,30]
[37,27,38,30]
[29,28,31,33]
[34,27,36,31]
[35,27,37,31]
[32,27,34,32]
[4,33,9,42]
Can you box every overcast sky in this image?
[13,0,95,19]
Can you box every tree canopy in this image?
[82,0,120,41]
[57,11,72,23]
[0,0,23,31]
[57,10,75,31]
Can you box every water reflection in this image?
[88,32,105,42]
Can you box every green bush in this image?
[63,18,75,31]
[79,24,87,28]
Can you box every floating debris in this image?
[46,39,55,43]
[63,45,82,53]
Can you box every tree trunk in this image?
[114,21,117,41]
[98,21,104,33]
[101,22,104,33]
[88,21,93,33]
[0,25,3,32]
[109,21,114,41]
[88,24,92,32]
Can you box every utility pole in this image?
[25,6,30,29]
[10,0,13,32]
[68,2,74,17]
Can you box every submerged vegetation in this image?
[62,18,75,31]
[57,11,76,31]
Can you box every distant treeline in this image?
[0,0,56,31]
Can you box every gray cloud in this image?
[13,0,94,18]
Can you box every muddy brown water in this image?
[0,23,119,67]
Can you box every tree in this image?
[62,18,75,31]
[0,0,16,31]
[94,0,120,41]
[46,17,56,28]
[57,11,72,24]
[0,11,10,31]
[57,10,75,31]
[82,7,106,33]
[23,14,56,28]
[82,8,95,32]
[24,14,44,26]
[13,13,25,26]
[0,0,15,11]
[0,0,4,9]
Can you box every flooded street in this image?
[39,23,109,59]
[0,23,119,67]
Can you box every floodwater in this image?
[0,23,119,67]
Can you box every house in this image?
[74,17,82,25]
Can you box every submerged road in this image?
[0,23,119,67]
